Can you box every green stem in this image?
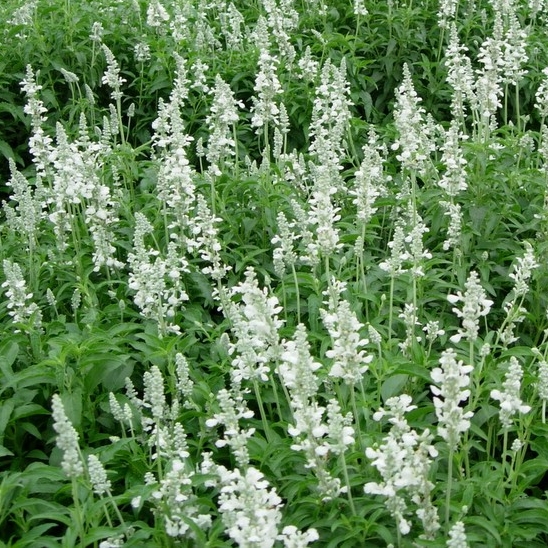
[291,264,301,325]
[341,455,356,516]
[253,379,272,443]
[446,447,454,528]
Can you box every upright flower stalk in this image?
[431,349,474,526]
[364,395,440,540]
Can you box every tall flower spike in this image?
[2,260,42,333]
[391,63,437,176]
[364,395,439,538]
[251,47,282,134]
[101,45,126,102]
[490,356,531,429]
[52,394,84,478]
[320,279,372,385]
[20,65,53,177]
[206,75,243,176]
[221,267,283,384]
[447,271,493,344]
[217,467,284,547]
[430,349,474,449]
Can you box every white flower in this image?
[51,394,84,478]
[491,357,531,428]
[446,520,469,548]
[430,349,474,449]
[87,454,111,496]
[448,271,493,343]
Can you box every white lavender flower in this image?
[217,466,284,547]
[175,353,195,408]
[430,349,474,449]
[500,12,528,87]
[277,525,319,547]
[447,271,493,344]
[221,267,283,383]
[219,3,245,49]
[147,0,170,27]
[109,392,133,427]
[364,395,440,538]
[437,0,458,27]
[20,65,53,177]
[191,59,210,93]
[491,357,531,429]
[2,260,42,332]
[398,302,421,356]
[127,212,189,335]
[446,521,469,548]
[271,212,298,277]
[101,45,126,102]
[441,201,463,251]
[438,121,468,196]
[423,321,445,344]
[143,365,167,422]
[351,130,388,225]
[89,21,104,43]
[535,67,548,119]
[151,459,211,538]
[278,324,322,405]
[134,41,151,63]
[308,58,352,172]
[261,0,298,64]
[444,24,475,121]
[379,224,410,275]
[206,75,243,176]
[325,399,355,455]
[206,387,255,468]
[303,164,343,262]
[354,0,368,16]
[391,63,437,175]
[8,0,38,26]
[52,394,84,478]
[321,279,372,385]
[509,242,538,298]
[87,454,111,496]
[537,359,548,423]
[297,46,319,82]
[251,48,282,133]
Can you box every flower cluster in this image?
[391,63,437,175]
[206,75,243,176]
[52,394,84,478]
[2,260,42,333]
[279,324,351,498]
[320,279,372,385]
[101,45,126,102]
[211,465,317,547]
[20,65,53,177]
[221,267,284,384]
[491,357,531,429]
[206,387,256,468]
[430,349,474,449]
[364,395,440,538]
[251,48,282,133]
[447,271,493,344]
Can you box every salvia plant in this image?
[3,0,548,546]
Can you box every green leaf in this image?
[466,515,502,544]
[380,374,409,402]
[0,445,14,457]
